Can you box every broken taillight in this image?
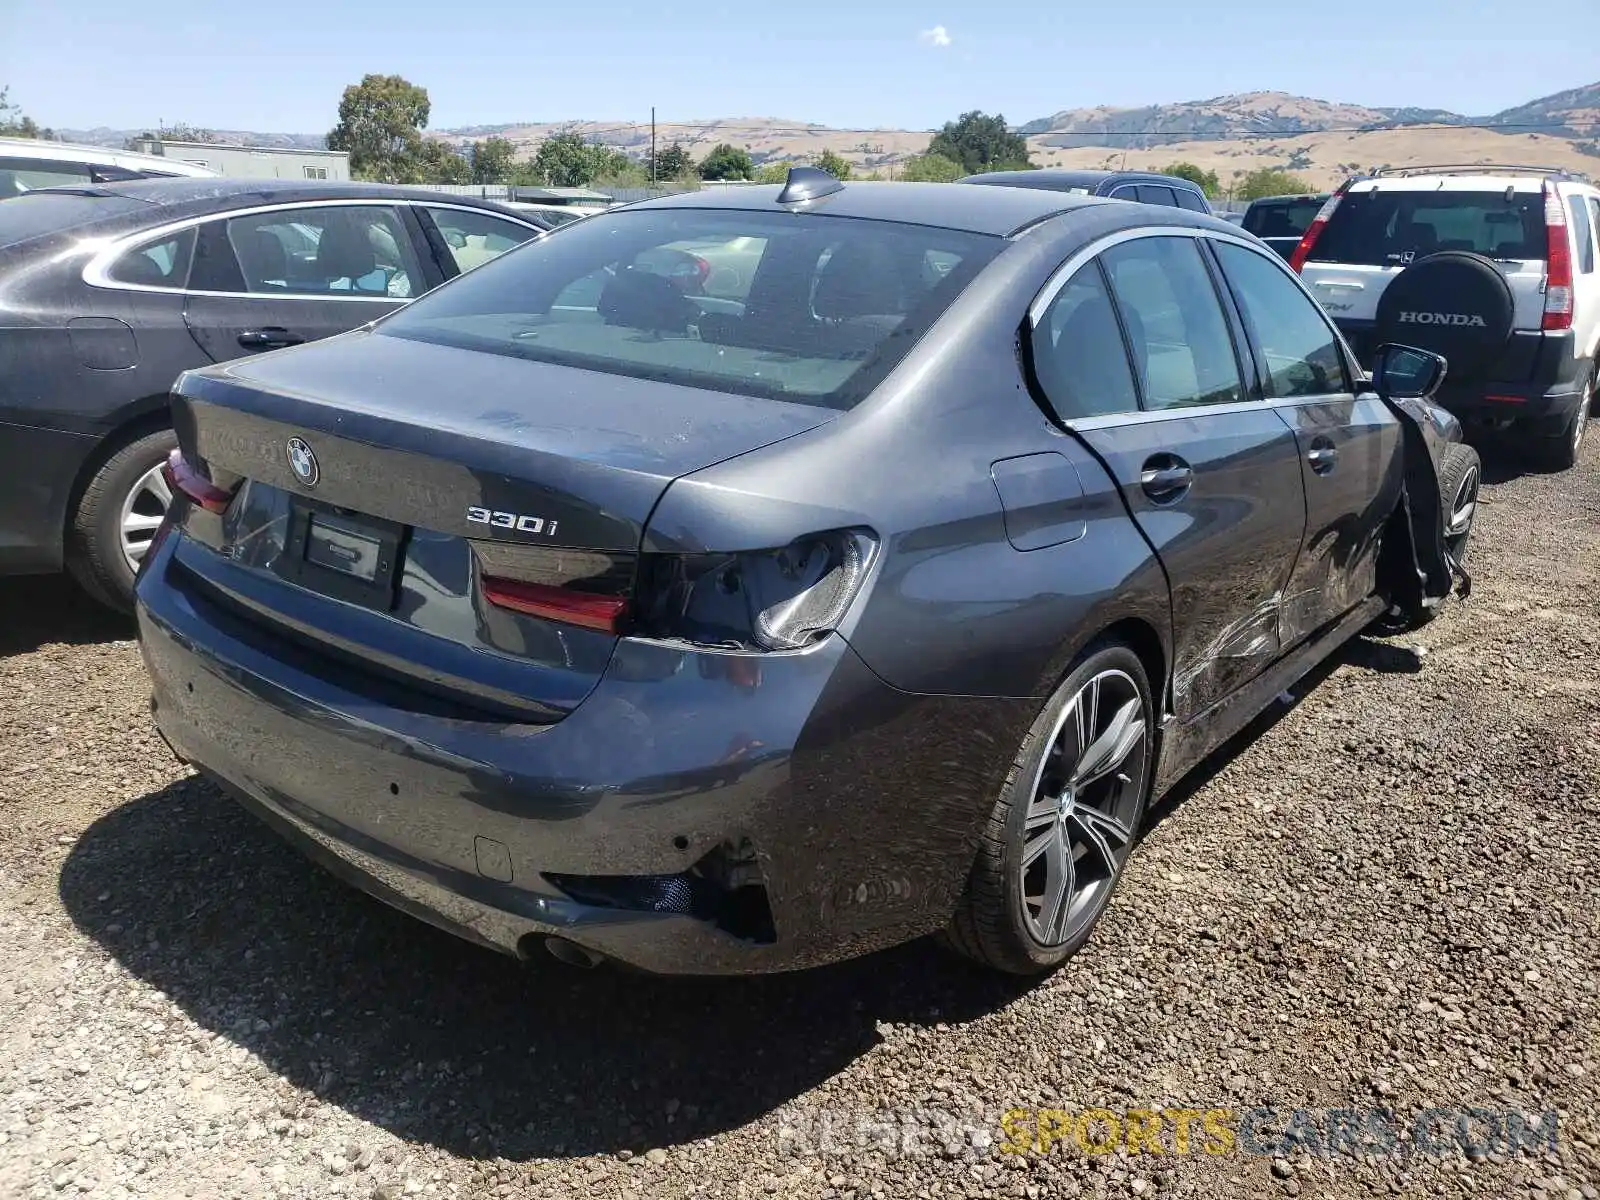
[161,450,236,515]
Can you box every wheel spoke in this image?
[1040,825,1075,943]
[1072,804,1132,868]
[122,512,165,534]
[125,539,151,564]
[1071,697,1145,787]
[145,470,173,507]
[1025,792,1060,831]
[1021,824,1055,869]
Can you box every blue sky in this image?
[1,0,1592,134]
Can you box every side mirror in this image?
[1371,343,1447,400]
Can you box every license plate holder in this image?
[276,499,408,610]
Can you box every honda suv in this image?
[1293,165,1600,469]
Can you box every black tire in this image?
[1530,364,1593,472]
[65,427,177,613]
[942,640,1155,976]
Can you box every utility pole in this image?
[651,107,657,187]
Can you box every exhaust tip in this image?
[543,936,605,969]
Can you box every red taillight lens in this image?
[1542,182,1573,332]
[1288,188,1345,273]
[161,449,235,515]
[480,576,628,633]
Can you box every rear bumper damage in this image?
[137,531,1028,974]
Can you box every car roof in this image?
[1346,175,1561,195]
[618,180,1108,237]
[79,177,521,207]
[1246,192,1331,205]
[962,168,1202,193]
[0,136,216,177]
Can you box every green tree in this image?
[471,136,517,184]
[414,140,472,185]
[327,74,431,182]
[533,132,629,187]
[1160,161,1221,198]
[899,152,965,183]
[755,160,792,184]
[650,142,693,181]
[927,111,1033,175]
[0,87,51,139]
[698,143,754,181]
[1235,167,1313,201]
[813,149,852,180]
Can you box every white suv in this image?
[1293,165,1599,469]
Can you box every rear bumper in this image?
[136,530,1029,975]
[0,420,95,575]
[1337,323,1586,427]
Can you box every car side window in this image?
[0,157,92,198]
[1213,240,1349,398]
[1030,262,1140,420]
[219,206,421,298]
[106,228,197,289]
[1174,188,1210,213]
[1101,236,1244,409]
[420,206,539,276]
[1136,184,1177,207]
[1568,195,1595,275]
[1107,185,1138,201]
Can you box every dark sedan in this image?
[0,179,548,610]
[136,169,1477,976]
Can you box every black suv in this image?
[961,169,1212,213]
[1241,192,1332,260]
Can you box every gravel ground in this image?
[1,438,1597,1200]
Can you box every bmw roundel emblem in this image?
[286,437,319,487]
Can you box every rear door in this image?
[1211,237,1402,643]
[1031,231,1308,720]
[183,202,437,362]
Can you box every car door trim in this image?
[81,198,545,300]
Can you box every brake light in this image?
[1288,187,1346,273]
[632,530,877,652]
[480,576,628,633]
[161,449,235,515]
[1542,182,1573,332]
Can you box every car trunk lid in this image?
[162,330,834,722]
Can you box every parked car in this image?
[137,169,1475,978]
[506,202,590,227]
[960,168,1212,213]
[1292,164,1599,469]
[0,179,549,610]
[0,135,216,198]
[1240,192,1331,260]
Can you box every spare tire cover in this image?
[1374,251,1515,383]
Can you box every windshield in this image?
[1310,189,1546,266]
[0,189,145,245]
[378,206,1002,410]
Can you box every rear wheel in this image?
[65,427,177,613]
[1531,365,1593,472]
[942,641,1154,975]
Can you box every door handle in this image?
[1307,440,1339,475]
[237,327,305,349]
[1139,456,1194,502]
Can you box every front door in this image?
[1037,232,1309,721]
[1209,238,1403,644]
[182,203,429,363]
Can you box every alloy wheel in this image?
[1444,460,1481,562]
[118,463,172,575]
[1019,669,1148,947]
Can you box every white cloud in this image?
[918,24,952,47]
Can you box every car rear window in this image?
[0,189,146,246]
[1309,189,1545,265]
[1243,197,1325,239]
[378,207,1002,409]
